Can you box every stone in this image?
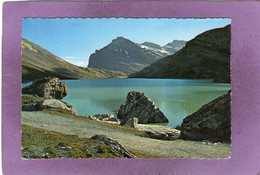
[90,135,135,158]
[39,99,79,116]
[22,77,68,100]
[22,94,79,116]
[88,116,100,122]
[117,91,169,124]
[41,99,70,110]
[181,90,231,142]
[123,117,138,128]
[93,114,118,122]
[70,107,79,116]
[136,124,181,140]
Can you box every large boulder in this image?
[181,90,231,142]
[40,99,79,116]
[136,124,181,140]
[21,94,78,116]
[123,117,138,128]
[22,77,68,100]
[90,135,135,158]
[41,99,70,110]
[117,91,169,124]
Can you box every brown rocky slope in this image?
[22,39,126,83]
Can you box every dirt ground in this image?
[22,111,231,158]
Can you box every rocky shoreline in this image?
[22,77,231,158]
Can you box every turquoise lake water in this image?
[58,79,231,128]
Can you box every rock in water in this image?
[117,91,169,124]
[22,77,68,99]
[90,135,135,158]
[181,90,231,142]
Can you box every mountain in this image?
[139,40,186,57]
[87,37,163,74]
[162,40,187,54]
[22,39,126,83]
[130,25,231,83]
[138,42,171,57]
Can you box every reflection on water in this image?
[60,79,230,128]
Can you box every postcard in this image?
[2,1,260,175]
[21,17,231,159]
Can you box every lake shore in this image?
[22,110,231,158]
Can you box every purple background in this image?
[2,1,260,175]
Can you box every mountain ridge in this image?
[22,38,126,83]
[87,37,186,74]
[130,25,231,83]
[87,37,163,74]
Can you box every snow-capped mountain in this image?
[139,40,186,57]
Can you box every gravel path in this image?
[22,111,231,158]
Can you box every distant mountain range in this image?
[22,39,126,83]
[87,37,186,74]
[22,25,230,84]
[130,25,231,83]
[138,40,186,57]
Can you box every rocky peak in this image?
[88,37,162,74]
[111,37,134,47]
[162,40,187,53]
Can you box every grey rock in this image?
[181,90,231,142]
[123,117,138,128]
[93,114,118,122]
[40,99,79,116]
[136,124,181,140]
[88,116,100,122]
[118,91,169,124]
[41,99,70,110]
[90,135,135,158]
[22,77,68,100]
[70,107,79,116]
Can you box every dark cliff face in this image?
[87,37,162,74]
[130,25,231,83]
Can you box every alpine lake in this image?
[58,78,231,128]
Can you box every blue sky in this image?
[22,18,231,67]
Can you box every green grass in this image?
[22,124,121,159]
[22,124,162,159]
